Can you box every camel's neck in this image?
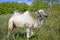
[34,15,42,28]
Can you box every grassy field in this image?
[0,11,60,40]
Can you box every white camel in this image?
[7,10,48,40]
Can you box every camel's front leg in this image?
[25,24,32,40]
[30,28,34,37]
[26,28,30,40]
[26,28,33,40]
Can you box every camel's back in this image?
[9,11,36,27]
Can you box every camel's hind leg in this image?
[7,21,13,38]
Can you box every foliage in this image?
[0,2,29,14]
[0,0,60,14]
[29,2,49,11]
[50,4,60,11]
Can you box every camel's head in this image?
[34,9,49,28]
[38,9,49,18]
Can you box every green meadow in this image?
[0,0,60,40]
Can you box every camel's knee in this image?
[7,28,12,38]
[8,27,13,32]
[30,28,34,35]
[26,28,30,38]
[31,31,34,36]
[7,28,13,37]
[27,32,30,38]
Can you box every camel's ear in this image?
[35,12,38,14]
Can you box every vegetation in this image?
[0,0,60,14]
[0,2,29,14]
[0,0,60,40]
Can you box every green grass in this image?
[0,11,60,40]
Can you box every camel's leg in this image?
[30,28,34,37]
[7,21,16,40]
[26,28,30,40]
[7,21,13,38]
[25,24,30,40]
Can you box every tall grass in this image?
[0,11,60,40]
